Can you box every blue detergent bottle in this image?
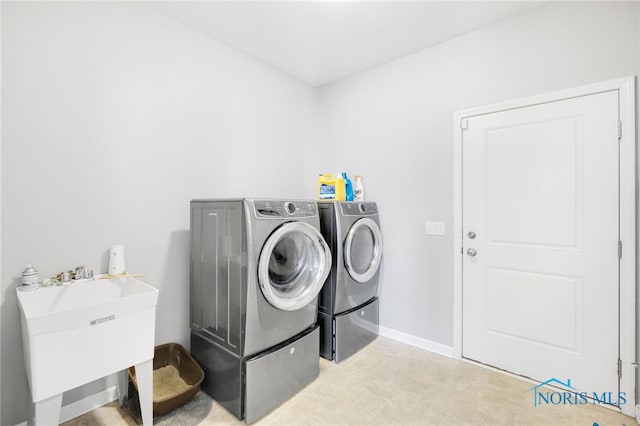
[342,172,354,202]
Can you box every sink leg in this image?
[32,393,62,426]
[117,369,128,408]
[135,360,153,426]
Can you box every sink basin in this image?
[17,277,158,425]
[18,276,157,336]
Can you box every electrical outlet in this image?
[425,221,445,236]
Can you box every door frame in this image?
[452,76,636,416]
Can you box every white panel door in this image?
[462,90,620,395]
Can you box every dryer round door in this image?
[344,217,383,283]
[258,221,332,311]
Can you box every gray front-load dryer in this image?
[190,199,331,423]
[318,201,383,362]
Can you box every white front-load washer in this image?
[190,199,331,423]
[317,201,383,362]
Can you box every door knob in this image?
[467,231,477,239]
[466,248,477,257]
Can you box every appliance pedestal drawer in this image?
[244,326,319,423]
[334,297,379,363]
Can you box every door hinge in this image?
[618,240,622,259]
[461,119,469,130]
[618,121,622,140]
[618,358,622,379]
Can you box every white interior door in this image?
[462,90,620,396]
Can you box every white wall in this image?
[2,2,640,425]
[311,1,640,347]
[0,2,315,424]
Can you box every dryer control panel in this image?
[340,202,378,216]
[253,200,318,218]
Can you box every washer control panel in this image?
[340,202,378,216]
[254,200,317,218]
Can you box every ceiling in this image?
[146,1,547,87]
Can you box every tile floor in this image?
[62,337,635,425]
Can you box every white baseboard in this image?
[59,385,118,423]
[379,326,454,358]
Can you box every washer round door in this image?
[344,217,383,283]
[258,221,332,311]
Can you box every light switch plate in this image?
[425,221,445,236]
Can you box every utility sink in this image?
[17,277,159,426]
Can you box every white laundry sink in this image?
[19,276,157,336]
[17,277,158,425]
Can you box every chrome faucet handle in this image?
[74,266,85,280]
